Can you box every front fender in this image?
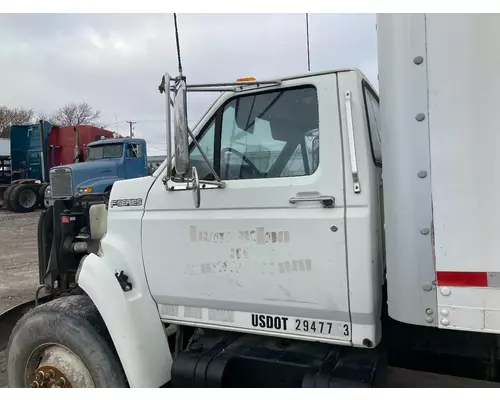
[77,253,172,388]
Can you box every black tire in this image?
[38,184,49,208]
[2,184,15,210]
[9,184,39,213]
[7,295,127,388]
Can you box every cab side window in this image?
[126,143,142,158]
[220,86,319,180]
[189,86,320,181]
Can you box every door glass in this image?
[281,129,319,177]
[219,86,319,180]
[189,119,216,180]
[126,143,142,158]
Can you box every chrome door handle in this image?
[289,195,335,208]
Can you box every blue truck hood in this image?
[69,160,118,189]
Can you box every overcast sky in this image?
[0,13,377,155]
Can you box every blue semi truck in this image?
[45,137,149,205]
[1,120,152,212]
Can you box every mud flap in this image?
[37,207,53,286]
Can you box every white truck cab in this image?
[7,13,500,388]
[144,69,383,348]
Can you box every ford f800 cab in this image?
[4,14,500,388]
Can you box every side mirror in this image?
[159,72,225,196]
[173,79,190,177]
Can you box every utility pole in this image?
[126,120,137,138]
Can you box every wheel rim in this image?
[18,189,37,209]
[25,343,95,388]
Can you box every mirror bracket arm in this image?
[167,94,224,187]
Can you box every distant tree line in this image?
[0,102,101,139]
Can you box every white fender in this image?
[77,252,173,388]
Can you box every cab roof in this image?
[87,137,146,147]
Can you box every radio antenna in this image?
[173,13,183,77]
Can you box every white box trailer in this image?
[378,14,500,331]
[0,139,9,156]
[0,139,11,186]
[4,13,500,388]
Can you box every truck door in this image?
[124,143,146,179]
[142,75,352,344]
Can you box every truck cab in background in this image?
[47,137,148,202]
[1,123,116,212]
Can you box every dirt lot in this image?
[0,208,499,388]
[0,209,41,388]
[0,210,40,315]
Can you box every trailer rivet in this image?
[420,228,430,235]
[425,308,433,316]
[330,225,338,232]
[440,308,449,317]
[414,56,424,65]
[416,113,426,122]
[441,318,450,326]
[440,287,451,296]
[425,316,433,323]
[422,283,432,292]
[418,170,427,178]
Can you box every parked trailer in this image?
[0,140,11,198]
[0,138,9,156]
[0,121,52,212]
[48,125,115,166]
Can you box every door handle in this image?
[289,195,335,208]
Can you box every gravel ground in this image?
[0,208,498,388]
[0,210,40,315]
[0,209,41,388]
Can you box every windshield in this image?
[87,144,123,161]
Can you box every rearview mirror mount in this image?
[158,72,227,207]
